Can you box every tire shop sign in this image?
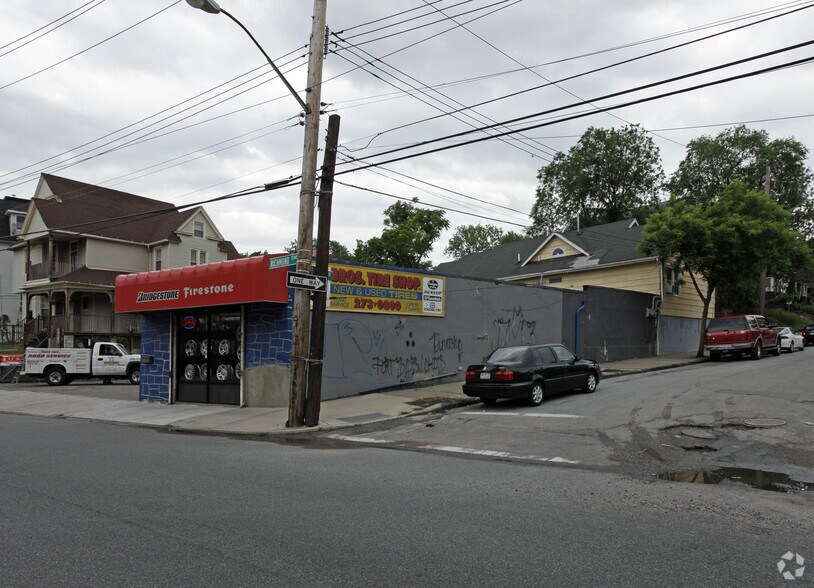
[326,263,445,317]
[114,254,290,313]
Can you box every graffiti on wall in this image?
[492,307,537,350]
[325,318,464,383]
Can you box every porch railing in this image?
[23,314,141,348]
[27,261,75,281]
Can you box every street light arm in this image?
[219,8,309,114]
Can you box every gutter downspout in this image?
[575,299,587,357]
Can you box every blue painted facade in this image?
[244,302,293,368]
[139,312,172,403]
[137,301,293,403]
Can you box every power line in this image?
[0,0,107,58]
[337,1,814,152]
[0,0,181,91]
[331,42,814,174]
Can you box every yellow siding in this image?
[660,271,715,319]
[512,260,712,320]
[531,236,581,262]
[543,261,661,295]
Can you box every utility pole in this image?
[759,164,771,315]
[289,0,328,428]
[304,114,340,427]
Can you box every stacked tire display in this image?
[179,314,241,384]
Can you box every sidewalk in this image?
[0,352,706,435]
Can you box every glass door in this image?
[176,308,240,405]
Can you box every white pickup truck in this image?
[22,342,141,386]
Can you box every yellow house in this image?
[435,219,714,355]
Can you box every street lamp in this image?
[187,0,328,427]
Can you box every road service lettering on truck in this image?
[22,342,141,386]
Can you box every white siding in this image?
[85,239,149,272]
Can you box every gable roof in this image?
[434,219,655,280]
[28,174,197,245]
[0,196,29,241]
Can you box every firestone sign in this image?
[115,255,289,313]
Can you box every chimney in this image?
[517,253,521,263]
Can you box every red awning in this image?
[115,254,290,313]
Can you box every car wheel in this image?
[582,371,598,393]
[128,367,140,385]
[527,382,544,406]
[45,366,67,386]
[480,397,497,406]
[750,341,762,360]
[709,351,721,362]
[771,343,781,356]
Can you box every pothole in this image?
[657,467,814,493]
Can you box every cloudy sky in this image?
[1,0,813,265]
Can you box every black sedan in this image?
[463,344,601,406]
[803,324,814,346]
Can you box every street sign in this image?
[287,271,327,292]
[268,254,297,269]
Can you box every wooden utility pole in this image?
[289,0,328,428]
[759,164,771,315]
[304,114,340,427]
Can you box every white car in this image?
[777,327,805,353]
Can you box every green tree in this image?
[444,224,509,258]
[285,239,353,260]
[667,125,812,236]
[530,124,664,235]
[353,201,449,269]
[640,181,810,357]
[240,249,268,258]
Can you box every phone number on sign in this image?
[354,298,402,311]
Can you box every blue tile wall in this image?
[136,299,292,403]
[244,301,293,368]
[139,312,172,403]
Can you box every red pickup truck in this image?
[704,314,780,361]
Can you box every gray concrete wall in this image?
[564,286,658,363]
[321,275,565,399]
[659,314,703,355]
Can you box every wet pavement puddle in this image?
[657,467,814,493]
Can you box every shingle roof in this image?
[56,267,122,287]
[35,174,195,244]
[434,219,653,280]
[0,196,29,241]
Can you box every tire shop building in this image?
[117,252,699,408]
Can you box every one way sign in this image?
[286,271,327,292]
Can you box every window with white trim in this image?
[665,266,682,296]
[154,247,162,270]
[551,247,565,257]
[193,221,204,238]
[190,249,207,266]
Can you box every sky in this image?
[1,0,813,265]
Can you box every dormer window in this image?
[194,221,204,238]
[551,247,565,258]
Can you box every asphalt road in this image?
[331,349,814,479]
[1,411,812,587]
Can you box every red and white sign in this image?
[115,254,290,313]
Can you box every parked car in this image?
[776,327,805,353]
[802,324,814,346]
[463,344,601,406]
[21,342,141,385]
[704,314,780,361]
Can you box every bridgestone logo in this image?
[137,289,180,303]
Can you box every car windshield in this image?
[706,317,748,332]
[487,347,529,364]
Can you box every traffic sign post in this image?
[287,271,327,292]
